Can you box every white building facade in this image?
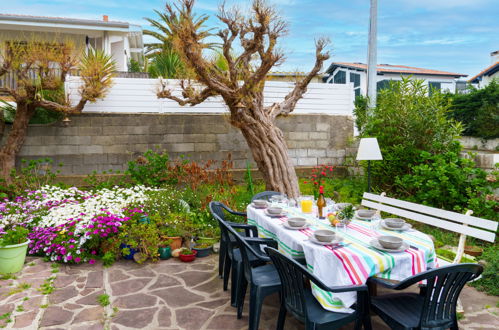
[0,13,144,72]
[469,51,499,88]
[323,62,467,96]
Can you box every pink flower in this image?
[91,251,97,255]
[67,255,73,261]
[75,257,81,263]
[89,259,96,265]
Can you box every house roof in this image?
[0,13,129,29]
[326,62,467,78]
[267,71,325,77]
[468,62,499,83]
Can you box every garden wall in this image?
[15,113,355,175]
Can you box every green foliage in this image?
[0,158,63,199]
[126,150,173,186]
[338,204,355,221]
[0,227,29,246]
[38,277,55,295]
[396,142,498,220]
[118,214,161,262]
[147,50,185,78]
[354,78,463,192]
[470,244,499,296]
[128,58,142,73]
[97,293,111,307]
[446,80,499,139]
[101,251,116,267]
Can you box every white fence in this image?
[66,77,354,115]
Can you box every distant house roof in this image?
[0,13,129,30]
[468,61,499,83]
[326,62,467,78]
[267,71,325,77]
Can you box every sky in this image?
[2,0,498,77]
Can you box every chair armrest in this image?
[310,275,368,293]
[245,237,278,249]
[228,210,247,217]
[367,277,401,289]
[228,223,258,237]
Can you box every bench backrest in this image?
[361,192,497,243]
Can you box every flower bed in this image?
[1,186,156,264]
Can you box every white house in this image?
[468,50,499,88]
[323,62,467,96]
[0,13,144,72]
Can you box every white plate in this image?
[380,220,412,231]
[251,202,268,209]
[264,209,287,218]
[355,211,376,220]
[282,222,309,230]
[308,235,344,246]
[369,238,409,253]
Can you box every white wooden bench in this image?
[361,192,497,264]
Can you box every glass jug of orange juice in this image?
[300,196,313,213]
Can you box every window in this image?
[377,79,391,91]
[350,73,360,87]
[333,70,346,84]
[428,82,441,95]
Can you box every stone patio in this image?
[0,255,497,329]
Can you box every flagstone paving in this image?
[0,255,497,329]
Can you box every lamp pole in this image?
[367,0,378,108]
[367,160,372,192]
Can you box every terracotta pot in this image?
[179,250,197,262]
[464,245,483,257]
[163,236,182,250]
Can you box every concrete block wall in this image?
[15,113,354,175]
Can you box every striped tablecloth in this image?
[247,205,436,313]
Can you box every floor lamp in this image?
[356,138,382,193]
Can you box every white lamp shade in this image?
[356,138,382,160]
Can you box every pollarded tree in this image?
[157,0,330,198]
[0,39,116,181]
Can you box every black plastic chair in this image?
[265,247,371,330]
[211,204,268,308]
[251,190,281,202]
[367,263,483,330]
[228,224,281,330]
[209,201,253,281]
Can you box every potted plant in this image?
[179,248,197,262]
[0,226,30,274]
[193,242,213,258]
[338,204,355,225]
[158,239,173,260]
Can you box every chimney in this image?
[103,15,109,22]
[491,50,499,64]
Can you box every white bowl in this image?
[384,218,405,228]
[357,209,376,218]
[378,235,403,249]
[267,207,283,215]
[314,229,336,242]
[253,199,268,207]
[287,217,306,227]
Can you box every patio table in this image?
[247,205,436,313]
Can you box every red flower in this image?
[321,171,326,176]
[314,182,318,185]
[303,181,308,184]
[312,174,317,178]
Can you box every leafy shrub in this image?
[470,244,499,296]
[126,149,173,186]
[354,78,463,192]
[0,158,63,199]
[446,80,499,139]
[396,142,498,220]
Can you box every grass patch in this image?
[97,294,110,307]
[40,304,48,308]
[0,274,17,281]
[15,305,24,312]
[38,278,55,295]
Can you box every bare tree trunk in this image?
[0,102,35,181]
[239,116,300,198]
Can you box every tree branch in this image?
[158,80,217,106]
[269,38,330,118]
[35,99,87,114]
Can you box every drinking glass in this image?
[300,196,313,214]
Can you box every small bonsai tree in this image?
[0,38,116,181]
